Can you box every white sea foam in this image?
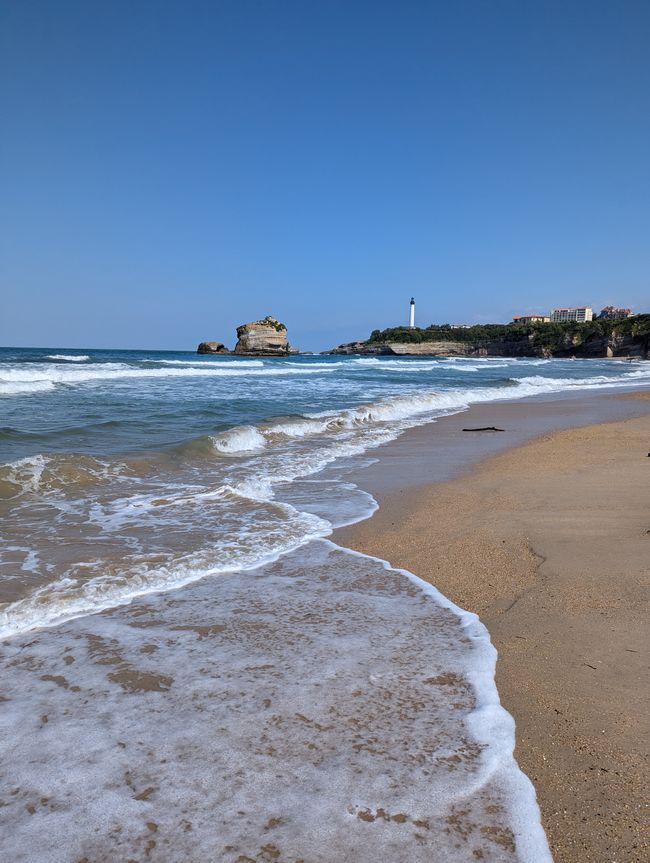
[45,354,90,362]
[201,363,650,459]
[0,362,337,391]
[201,366,650,465]
[510,370,650,392]
[350,357,442,369]
[0,379,56,396]
[347,357,519,372]
[212,425,267,453]
[0,454,48,493]
[218,427,398,499]
[266,417,331,438]
[2,358,649,644]
[0,502,330,640]
[153,358,264,367]
[0,539,552,862]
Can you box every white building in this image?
[409,297,415,328]
[550,306,593,323]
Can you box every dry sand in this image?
[336,403,650,862]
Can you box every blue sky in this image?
[1,0,649,351]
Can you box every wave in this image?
[212,425,267,453]
[0,502,330,639]
[0,361,338,393]
[0,451,129,498]
[45,354,90,362]
[2,358,649,640]
[152,358,264,367]
[511,369,650,390]
[348,357,535,373]
[0,379,56,396]
[350,358,442,367]
[205,366,650,454]
[206,393,459,456]
[0,454,48,495]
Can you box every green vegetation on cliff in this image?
[367,315,650,349]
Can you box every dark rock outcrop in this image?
[197,341,230,354]
[234,317,290,356]
[324,341,394,356]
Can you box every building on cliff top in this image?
[512,314,551,324]
[550,306,593,323]
[597,305,633,320]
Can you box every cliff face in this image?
[327,330,649,359]
[234,316,290,356]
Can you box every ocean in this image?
[1,346,649,861]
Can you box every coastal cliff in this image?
[327,315,650,359]
[235,316,290,356]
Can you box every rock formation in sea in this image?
[197,341,230,354]
[234,316,291,356]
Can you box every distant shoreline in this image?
[325,314,650,358]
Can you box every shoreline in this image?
[335,391,650,862]
[1,386,649,860]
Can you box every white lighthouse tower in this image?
[409,297,416,328]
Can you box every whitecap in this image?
[0,454,48,493]
[212,426,268,453]
[45,354,90,362]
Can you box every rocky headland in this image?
[197,316,293,356]
[326,315,650,359]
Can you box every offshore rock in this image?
[234,316,290,356]
[197,341,230,354]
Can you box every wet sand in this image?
[336,393,650,862]
[1,540,546,862]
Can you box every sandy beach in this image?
[3,369,650,860]
[336,394,650,862]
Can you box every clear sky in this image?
[1,1,649,351]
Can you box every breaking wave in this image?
[0,380,56,396]
[0,502,330,639]
[1,353,649,641]
[204,365,650,454]
[0,361,337,394]
[212,426,267,453]
[152,358,264,367]
[45,354,90,362]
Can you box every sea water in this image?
[1,347,648,860]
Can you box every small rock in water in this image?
[197,341,230,354]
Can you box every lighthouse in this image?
[409,297,415,328]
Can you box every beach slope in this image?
[336,407,650,862]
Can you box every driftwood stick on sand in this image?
[461,426,505,432]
